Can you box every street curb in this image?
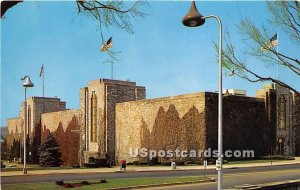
[223,179,300,189]
[107,177,216,190]
[1,162,300,177]
[0,168,212,177]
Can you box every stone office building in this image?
[6,78,299,166]
[6,97,66,147]
[257,83,300,156]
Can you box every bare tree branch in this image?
[220,39,299,94]
[267,1,300,43]
[219,2,300,94]
[76,1,148,63]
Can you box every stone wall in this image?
[6,97,66,147]
[6,118,23,146]
[80,79,146,164]
[256,87,277,155]
[293,93,300,156]
[105,82,146,164]
[27,97,66,140]
[41,109,81,166]
[273,84,294,155]
[205,93,268,159]
[116,92,269,163]
[115,92,206,163]
[258,84,298,156]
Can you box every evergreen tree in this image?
[8,139,15,161]
[8,139,20,161]
[16,140,21,159]
[1,137,8,160]
[39,133,62,167]
[25,135,30,163]
[30,136,40,164]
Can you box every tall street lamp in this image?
[21,76,34,174]
[182,2,223,190]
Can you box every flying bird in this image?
[101,37,112,52]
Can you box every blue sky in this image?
[1,1,299,126]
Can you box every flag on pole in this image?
[100,37,112,51]
[270,33,278,46]
[261,33,278,51]
[39,64,44,77]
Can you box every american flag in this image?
[261,33,278,51]
[100,37,112,52]
[39,64,44,77]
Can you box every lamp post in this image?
[182,2,223,190]
[21,76,34,174]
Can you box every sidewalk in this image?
[1,157,300,177]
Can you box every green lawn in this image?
[1,176,211,190]
[227,159,284,165]
[1,160,80,172]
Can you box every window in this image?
[28,105,31,135]
[91,91,97,142]
[279,95,286,129]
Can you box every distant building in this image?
[6,79,299,166]
[223,89,247,96]
[1,127,7,138]
[6,97,66,147]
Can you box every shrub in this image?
[81,181,90,185]
[148,158,159,166]
[185,160,193,165]
[194,161,202,165]
[132,161,148,165]
[100,179,108,183]
[88,157,95,163]
[55,180,64,186]
[262,155,295,160]
[132,161,139,165]
[175,160,185,166]
[64,183,74,188]
[161,161,172,166]
[83,163,98,168]
[95,158,108,167]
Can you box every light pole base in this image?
[23,168,27,175]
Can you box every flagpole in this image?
[111,62,114,79]
[42,64,45,113]
[277,33,279,80]
[43,65,45,98]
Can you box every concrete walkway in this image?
[1,157,300,177]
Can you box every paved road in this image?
[142,165,300,190]
[1,164,299,187]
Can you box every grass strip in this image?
[2,176,211,190]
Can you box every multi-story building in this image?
[6,79,299,166]
[257,83,299,156]
[6,97,66,147]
